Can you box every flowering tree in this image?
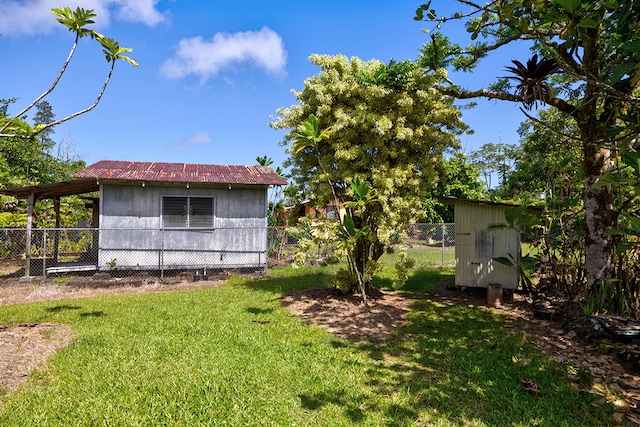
[271,54,468,294]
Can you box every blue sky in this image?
[1,0,529,171]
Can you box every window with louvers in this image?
[163,196,213,228]
[189,197,214,227]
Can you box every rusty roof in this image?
[74,160,288,186]
[0,179,99,200]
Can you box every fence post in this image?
[43,229,47,279]
[441,223,445,266]
[160,228,164,279]
[24,193,35,277]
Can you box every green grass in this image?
[0,261,620,426]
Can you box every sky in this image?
[1,0,531,171]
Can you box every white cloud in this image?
[160,27,287,81]
[111,0,167,26]
[167,132,212,150]
[0,0,166,36]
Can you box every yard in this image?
[0,247,636,425]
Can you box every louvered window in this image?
[163,196,214,228]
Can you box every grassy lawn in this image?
[0,257,620,425]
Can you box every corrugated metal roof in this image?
[0,179,99,200]
[74,160,288,186]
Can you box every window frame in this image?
[162,196,215,229]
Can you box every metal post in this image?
[160,229,164,279]
[24,193,35,278]
[42,229,47,279]
[442,223,445,266]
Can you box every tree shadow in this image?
[299,390,367,422]
[45,304,82,313]
[350,294,612,426]
[246,307,274,315]
[236,268,610,425]
[79,311,106,318]
[240,271,332,295]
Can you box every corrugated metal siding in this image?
[96,182,269,270]
[455,201,520,289]
[74,160,288,186]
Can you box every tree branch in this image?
[35,60,116,135]
[0,33,80,135]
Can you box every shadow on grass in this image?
[79,311,106,318]
[45,304,82,313]
[246,307,274,315]
[352,297,611,426]
[240,270,332,295]
[238,267,612,426]
[299,390,366,422]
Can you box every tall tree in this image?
[506,108,583,201]
[424,152,487,223]
[416,0,640,288]
[0,99,84,187]
[32,101,56,150]
[469,142,519,190]
[271,54,468,291]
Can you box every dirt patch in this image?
[0,274,226,307]
[0,323,73,403]
[282,286,410,340]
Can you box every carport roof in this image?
[0,179,99,200]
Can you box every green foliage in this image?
[470,142,520,191]
[106,258,117,270]
[415,0,640,289]
[581,281,618,316]
[0,212,27,228]
[255,155,274,167]
[490,206,542,293]
[393,246,416,289]
[287,216,339,268]
[52,6,98,37]
[422,152,487,223]
[272,54,468,296]
[95,35,138,68]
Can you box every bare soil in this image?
[1,274,640,423]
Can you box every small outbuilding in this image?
[439,197,530,291]
[1,160,287,276]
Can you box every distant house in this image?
[1,160,287,276]
[286,199,345,223]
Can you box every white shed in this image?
[440,197,521,290]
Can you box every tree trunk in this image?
[583,133,616,289]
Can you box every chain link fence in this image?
[268,223,455,267]
[0,227,269,280]
[0,223,454,280]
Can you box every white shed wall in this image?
[97,183,268,270]
[454,202,520,289]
